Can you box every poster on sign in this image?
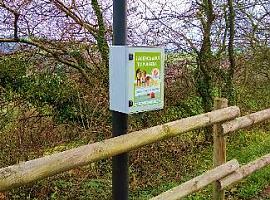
[133,52,162,108]
[109,46,164,114]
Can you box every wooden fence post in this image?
[213,98,228,200]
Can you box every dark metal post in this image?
[112,1,128,200]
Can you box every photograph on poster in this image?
[133,52,162,107]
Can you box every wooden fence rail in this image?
[219,153,270,189]
[0,106,240,191]
[222,108,270,135]
[152,107,270,200]
[151,153,270,200]
[150,160,239,200]
[0,104,269,200]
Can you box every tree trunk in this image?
[195,0,216,141]
[224,0,236,105]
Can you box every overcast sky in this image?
[0,0,269,51]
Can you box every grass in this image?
[2,79,270,199]
[4,123,270,200]
[226,129,270,199]
[129,128,270,200]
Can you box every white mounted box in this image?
[109,46,165,114]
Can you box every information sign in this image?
[109,46,164,114]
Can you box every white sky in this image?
[0,0,269,51]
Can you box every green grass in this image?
[226,129,270,199]
[6,128,269,200]
[129,128,270,200]
[4,81,270,200]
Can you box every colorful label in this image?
[133,52,162,107]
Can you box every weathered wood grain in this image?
[150,160,239,200]
[219,153,270,189]
[0,106,240,191]
[213,98,228,200]
[222,108,270,135]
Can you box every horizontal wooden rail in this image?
[219,153,270,189]
[0,106,240,191]
[150,160,239,200]
[222,108,270,135]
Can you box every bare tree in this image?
[0,0,109,84]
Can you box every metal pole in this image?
[112,1,128,200]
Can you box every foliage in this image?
[0,54,89,126]
[128,128,270,200]
[0,0,269,199]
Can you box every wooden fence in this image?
[151,98,270,200]
[0,98,269,200]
